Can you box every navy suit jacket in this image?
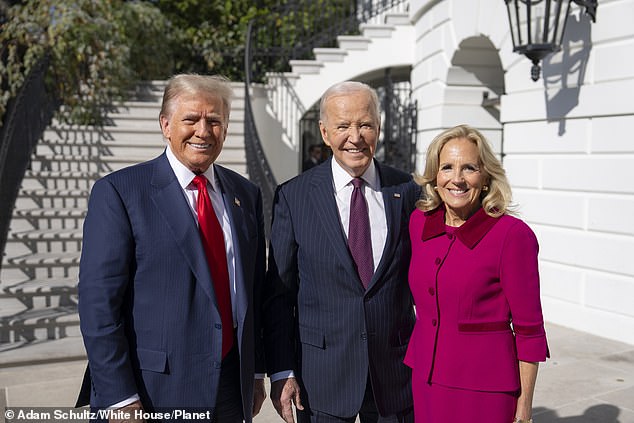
[78,152,265,420]
[264,159,418,417]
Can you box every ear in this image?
[319,120,331,147]
[159,114,170,139]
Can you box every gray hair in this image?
[319,81,380,125]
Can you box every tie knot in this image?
[351,178,364,189]
[192,175,208,190]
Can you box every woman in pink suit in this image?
[405,125,549,423]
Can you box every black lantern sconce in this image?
[505,0,597,81]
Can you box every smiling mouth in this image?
[188,143,211,150]
[344,148,366,153]
[448,188,468,195]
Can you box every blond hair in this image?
[159,74,233,124]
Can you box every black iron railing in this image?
[0,56,56,268]
[377,69,417,173]
[244,0,408,233]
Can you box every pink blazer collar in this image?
[421,205,500,249]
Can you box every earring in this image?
[482,185,489,192]
[433,186,438,191]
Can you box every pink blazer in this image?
[404,206,549,392]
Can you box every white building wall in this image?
[410,0,634,345]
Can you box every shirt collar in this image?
[422,205,500,249]
[331,158,380,193]
[166,145,219,192]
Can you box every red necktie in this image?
[348,177,374,288]
[192,175,233,358]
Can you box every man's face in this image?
[160,93,227,174]
[319,91,379,177]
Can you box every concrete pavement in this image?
[1,322,633,423]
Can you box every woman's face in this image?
[436,137,487,225]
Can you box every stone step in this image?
[9,229,83,254]
[384,12,410,25]
[359,23,396,38]
[314,48,348,63]
[289,60,324,75]
[0,305,80,344]
[10,208,86,230]
[15,208,87,219]
[24,170,103,180]
[336,34,372,50]
[3,252,81,280]
[41,129,246,147]
[20,188,90,199]
[1,278,78,309]
[21,170,102,191]
[30,153,156,172]
[11,229,83,242]
[4,252,80,267]
[17,188,89,210]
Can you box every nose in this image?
[347,125,362,144]
[450,169,465,184]
[195,119,212,137]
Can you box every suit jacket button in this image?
[431,319,437,326]
[215,324,222,330]
[428,287,435,296]
[434,258,441,265]
[214,361,221,369]
[361,332,367,340]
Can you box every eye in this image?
[463,164,480,173]
[440,164,452,171]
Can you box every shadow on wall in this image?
[534,404,621,422]
[542,11,593,136]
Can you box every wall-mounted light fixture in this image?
[505,0,597,81]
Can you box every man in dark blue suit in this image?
[264,81,418,423]
[78,74,266,422]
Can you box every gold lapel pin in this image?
[393,193,401,198]
[234,197,241,207]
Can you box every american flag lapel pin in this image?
[393,193,401,198]
[234,197,241,207]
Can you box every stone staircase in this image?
[0,81,247,353]
[287,11,413,107]
[256,7,414,164]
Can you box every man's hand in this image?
[253,378,267,417]
[109,400,145,423]
[270,378,303,423]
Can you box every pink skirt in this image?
[412,369,518,422]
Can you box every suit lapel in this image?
[215,165,249,323]
[150,154,216,303]
[309,162,362,286]
[368,162,403,291]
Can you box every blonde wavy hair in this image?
[415,124,515,217]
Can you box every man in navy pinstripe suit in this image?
[264,81,418,423]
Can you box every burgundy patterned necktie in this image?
[348,177,374,288]
[192,175,233,358]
